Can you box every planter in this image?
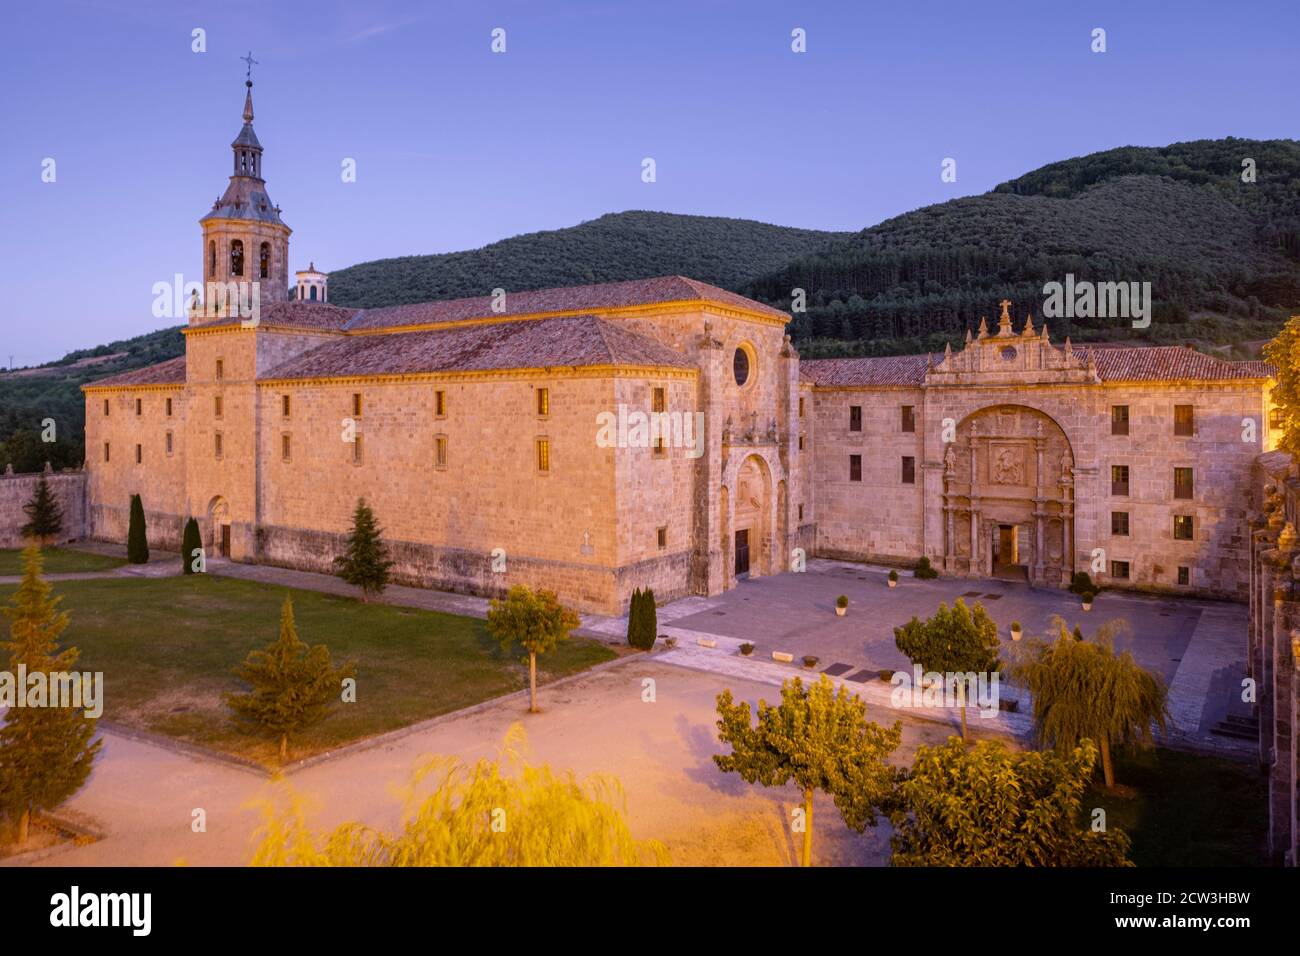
[802,656,819,669]
[1010,627,1022,642]
[878,669,895,682]
[835,606,847,617]
[739,643,754,657]
[1081,602,1093,612]
[887,579,898,589]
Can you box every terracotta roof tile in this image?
[188,301,356,332]
[262,314,694,381]
[1089,346,1275,382]
[84,356,187,389]
[800,354,936,387]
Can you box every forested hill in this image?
[744,138,1300,359]
[327,211,848,307]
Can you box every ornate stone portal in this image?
[941,405,1074,586]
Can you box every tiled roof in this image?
[800,354,937,387]
[189,301,356,331]
[261,314,694,381]
[84,356,187,389]
[343,275,787,331]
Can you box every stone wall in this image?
[0,469,88,548]
[1247,450,1299,866]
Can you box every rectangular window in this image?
[352,393,362,418]
[798,435,805,451]
[1174,404,1194,436]
[1270,407,1283,430]
[653,436,667,458]
[103,398,109,416]
[352,434,363,464]
[166,397,173,417]
[1174,515,1194,540]
[214,395,223,418]
[651,387,664,414]
[798,504,804,522]
[281,433,291,461]
[214,433,223,459]
[215,359,224,380]
[165,431,173,456]
[1110,560,1130,580]
[1174,467,1194,499]
[1111,512,1129,536]
[1111,405,1129,436]
[1111,465,1129,496]
[901,405,916,433]
[799,397,805,418]
[435,390,446,418]
[657,527,667,550]
[849,406,862,432]
[135,443,142,464]
[435,435,448,468]
[103,442,110,462]
[135,397,142,416]
[902,456,916,484]
[539,387,551,417]
[849,454,862,482]
[536,438,551,473]
[1178,566,1190,586]
[282,394,291,418]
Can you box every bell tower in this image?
[197,55,291,319]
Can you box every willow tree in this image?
[1013,616,1168,789]
[714,674,900,867]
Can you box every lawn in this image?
[1088,747,1268,866]
[0,574,618,767]
[0,547,127,575]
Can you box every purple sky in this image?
[1,0,1296,364]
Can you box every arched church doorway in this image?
[207,496,231,558]
[734,455,772,579]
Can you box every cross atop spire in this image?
[241,51,259,82]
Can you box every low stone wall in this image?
[1247,450,1300,866]
[0,470,88,548]
[89,502,185,552]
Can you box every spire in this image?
[243,80,254,123]
[1021,312,1035,337]
[977,316,988,339]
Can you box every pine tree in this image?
[126,494,149,564]
[181,517,203,575]
[333,498,394,601]
[0,545,102,846]
[20,475,63,545]
[224,595,356,762]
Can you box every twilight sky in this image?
[1,0,1295,364]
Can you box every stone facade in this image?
[0,470,87,548]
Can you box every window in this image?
[1110,560,1130,580]
[166,397,173,417]
[135,444,142,464]
[657,527,667,550]
[651,387,664,414]
[1178,566,1190,586]
[1174,467,1194,500]
[135,397,142,416]
[849,454,862,482]
[103,398,109,416]
[1270,407,1283,430]
[208,240,216,278]
[165,431,173,456]
[653,435,667,458]
[798,504,804,522]
[352,393,363,418]
[536,438,551,473]
[216,359,224,380]
[901,405,916,433]
[1174,404,1194,437]
[281,433,291,461]
[1174,515,1194,540]
[352,434,363,464]
[798,435,805,451]
[1111,512,1129,536]
[214,432,223,459]
[1111,465,1129,496]
[902,456,916,484]
[539,387,552,417]
[733,347,751,387]
[435,435,448,468]
[230,240,244,277]
[259,242,270,280]
[103,442,110,462]
[849,406,862,432]
[1111,405,1129,436]
[435,390,446,418]
[799,397,805,418]
[282,394,291,418]
[214,395,223,418]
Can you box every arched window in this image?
[259,242,270,279]
[230,239,244,277]
[208,241,216,278]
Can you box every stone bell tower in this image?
[197,58,291,319]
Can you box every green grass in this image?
[0,547,127,575]
[0,575,617,767]
[1088,747,1268,866]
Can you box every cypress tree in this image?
[20,475,63,545]
[626,588,643,647]
[181,517,203,575]
[0,545,102,845]
[333,498,394,602]
[641,588,657,649]
[126,494,149,564]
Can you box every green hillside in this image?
[745,137,1300,359]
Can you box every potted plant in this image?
[878,669,895,682]
[802,655,819,669]
[1081,591,1095,611]
[1010,621,1023,641]
[663,636,678,649]
[888,569,899,589]
[739,642,754,657]
[835,595,848,617]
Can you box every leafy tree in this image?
[487,585,581,714]
[1265,313,1300,458]
[714,674,901,867]
[0,545,102,845]
[333,498,394,601]
[225,595,356,762]
[890,736,1132,866]
[1013,616,1168,789]
[893,598,1002,741]
[21,475,63,544]
[181,517,202,575]
[126,493,148,564]
[250,725,667,866]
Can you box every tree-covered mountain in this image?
[327,211,847,307]
[746,138,1300,359]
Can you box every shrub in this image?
[181,517,202,575]
[1011,621,1022,631]
[1069,571,1098,596]
[836,595,849,609]
[888,569,899,583]
[1081,591,1096,605]
[915,556,938,579]
[803,656,819,669]
[739,643,754,656]
[627,589,657,650]
[126,494,148,564]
